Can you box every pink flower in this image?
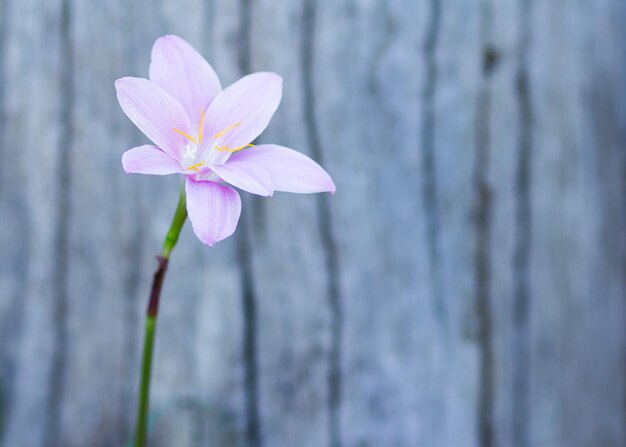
[116,35,335,246]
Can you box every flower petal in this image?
[201,72,282,165]
[149,35,221,124]
[115,77,190,160]
[185,178,242,246]
[228,144,336,194]
[210,160,274,197]
[122,145,184,175]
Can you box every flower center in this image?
[173,111,205,168]
[173,110,205,146]
[181,142,197,160]
[173,115,254,170]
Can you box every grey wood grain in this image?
[0,0,67,445]
[0,0,624,446]
[248,1,334,446]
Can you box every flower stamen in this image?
[187,161,205,172]
[215,143,254,153]
[198,110,205,144]
[173,128,197,144]
[212,122,240,139]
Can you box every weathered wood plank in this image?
[248,1,333,446]
[312,0,466,445]
[0,0,68,445]
[525,1,626,446]
[431,1,485,445]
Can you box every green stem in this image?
[162,188,187,259]
[134,188,187,447]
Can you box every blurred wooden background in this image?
[0,0,624,446]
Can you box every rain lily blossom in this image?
[115,35,335,246]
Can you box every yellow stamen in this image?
[173,128,197,144]
[212,122,240,139]
[215,143,254,153]
[187,161,206,172]
[197,110,205,144]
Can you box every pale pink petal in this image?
[122,145,184,175]
[185,178,242,246]
[228,144,336,194]
[149,35,221,125]
[210,160,274,197]
[115,77,190,160]
[200,72,282,165]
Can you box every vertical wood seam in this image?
[0,0,7,195]
[512,0,533,445]
[45,0,74,444]
[0,4,32,444]
[474,1,496,445]
[237,227,262,447]
[300,2,343,446]
[0,0,9,439]
[237,0,263,445]
[421,0,448,335]
[0,1,29,439]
